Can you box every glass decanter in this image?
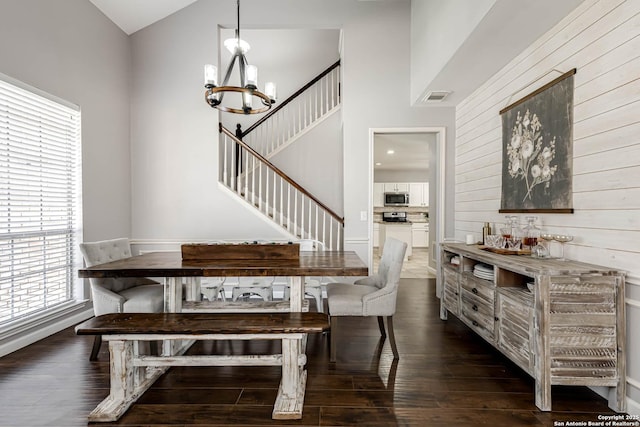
[522,216,541,250]
[500,215,519,247]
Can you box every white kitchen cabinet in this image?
[409,182,429,207]
[383,182,409,193]
[373,183,385,207]
[373,222,380,247]
[422,183,429,207]
[411,223,429,247]
[409,183,423,206]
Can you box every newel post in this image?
[235,123,243,182]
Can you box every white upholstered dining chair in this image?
[326,237,407,362]
[79,238,164,360]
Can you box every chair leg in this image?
[330,316,337,363]
[377,316,387,339]
[310,287,323,313]
[90,335,102,361]
[386,316,399,360]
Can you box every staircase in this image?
[241,60,341,159]
[218,61,343,250]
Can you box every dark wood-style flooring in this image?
[0,278,618,426]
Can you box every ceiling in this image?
[89,0,198,35]
[374,134,431,171]
[89,0,584,105]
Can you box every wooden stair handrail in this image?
[241,60,341,138]
[220,123,344,226]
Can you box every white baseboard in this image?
[590,385,640,416]
[627,396,640,416]
[0,307,94,357]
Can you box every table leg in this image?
[289,276,303,312]
[273,337,306,420]
[164,276,186,355]
[164,277,183,313]
[185,277,200,302]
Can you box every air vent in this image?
[421,91,451,103]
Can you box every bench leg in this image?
[273,337,306,420]
[88,340,135,421]
[88,339,167,422]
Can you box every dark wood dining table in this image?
[78,250,368,312]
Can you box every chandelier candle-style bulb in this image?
[224,38,250,54]
[242,91,253,112]
[245,65,258,89]
[265,82,277,101]
[204,64,218,88]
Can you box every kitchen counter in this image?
[379,222,412,260]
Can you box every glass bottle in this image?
[522,216,541,250]
[501,215,518,238]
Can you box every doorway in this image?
[368,127,446,278]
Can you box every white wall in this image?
[129,0,456,261]
[454,0,640,410]
[339,1,455,260]
[0,0,132,354]
[0,0,132,242]
[270,111,343,216]
[410,0,495,104]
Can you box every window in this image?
[0,73,82,327]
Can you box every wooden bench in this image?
[75,312,329,422]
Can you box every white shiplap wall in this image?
[454,0,640,411]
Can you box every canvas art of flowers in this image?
[506,109,557,202]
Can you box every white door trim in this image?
[368,127,446,280]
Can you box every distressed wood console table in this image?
[440,243,626,413]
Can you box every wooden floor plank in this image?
[0,278,621,426]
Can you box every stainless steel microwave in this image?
[384,192,409,206]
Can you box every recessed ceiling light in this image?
[387,150,394,155]
[375,162,382,166]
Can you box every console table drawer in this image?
[460,290,495,340]
[461,274,494,305]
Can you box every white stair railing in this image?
[219,124,343,251]
[241,60,340,158]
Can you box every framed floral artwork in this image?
[499,68,576,213]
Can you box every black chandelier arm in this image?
[235,0,241,42]
[220,53,239,88]
[238,54,247,88]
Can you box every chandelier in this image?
[203,0,276,114]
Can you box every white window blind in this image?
[0,74,82,326]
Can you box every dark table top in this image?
[78,251,369,278]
